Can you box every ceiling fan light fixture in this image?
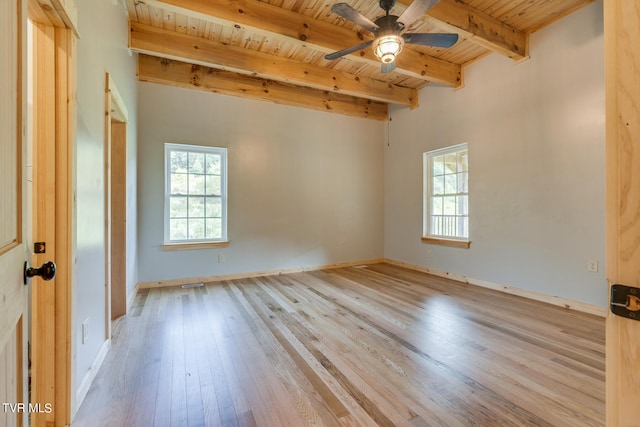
[373,34,404,64]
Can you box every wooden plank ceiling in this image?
[127,0,595,120]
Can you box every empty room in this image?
[2,0,640,426]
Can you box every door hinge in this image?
[610,284,640,320]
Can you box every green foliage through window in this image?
[165,144,227,243]
[424,144,469,240]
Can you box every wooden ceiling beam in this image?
[410,0,529,61]
[140,0,462,87]
[130,22,418,107]
[137,54,389,121]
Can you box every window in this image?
[164,143,227,246]
[423,143,469,247]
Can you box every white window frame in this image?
[164,143,228,247]
[423,143,470,248]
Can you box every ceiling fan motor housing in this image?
[374,14,404,32]
[379,0,396,12]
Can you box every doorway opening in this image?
[105,74,129,333]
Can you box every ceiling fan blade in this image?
[397,0,440,29]
[324,40,374,60]
[403,33,459,48]
[381,61,397,74]
[331,3,379,33]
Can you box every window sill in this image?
[421,237,471,249]
[162,241,229,251]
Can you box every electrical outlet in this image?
[82,319,89,344]
[218,254,225,263]
[587,260,599,273]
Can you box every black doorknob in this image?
[24,261,56,285]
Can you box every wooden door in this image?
[0,0,28,426]
[605,1,640,425]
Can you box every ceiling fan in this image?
[325,0,458,73]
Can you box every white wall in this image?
[137,83,385,283]
[74,0,137,414]
[384,2,606,307]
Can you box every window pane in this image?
[166,145,227,243]
[206,218,222,239]
[457,195,468,215]
[443,196,456,215]
[424,144,468,240]
[189,174,205,195]
[444,218,451,236]
[206,197,222,218]
[170,151,188,173]
[431,196,443,215]
[460,217,469,238]
[188,218,205,239]
[170,218,188,240]
[170,196,187,218]
[433,176,444,195]
[205,175,221,196]
[206,154,221,175]
[188,152,205,174]
[188,197,204,217]
[432,155,444,176]
[171,173,188,194]
[444,153,457,173]
[431,216,441,235]
[458,150,468,172]
[457,172,468,193]
[444,174,457,194]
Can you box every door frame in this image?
[27,0,77,425]
[604,0,640,424]
[104,74,129,336]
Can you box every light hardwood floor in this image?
[71,263,605,427]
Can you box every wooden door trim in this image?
[604,0,640,424]
[31,21,57,427]
[28,0,76,424]
[53,26,74,427]
[107,74,129,123]
[27,0,78,36]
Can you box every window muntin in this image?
[424,143,468,240]
[165,143,227,243]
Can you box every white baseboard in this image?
[75,339,111,411]
[137,258,386,289]
[384,258,608,317]
[137,257,607,317]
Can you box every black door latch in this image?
[610,284,640,320]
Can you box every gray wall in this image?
[137,83,385,283]
[384,2,606,307]
[74,0,137,414]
